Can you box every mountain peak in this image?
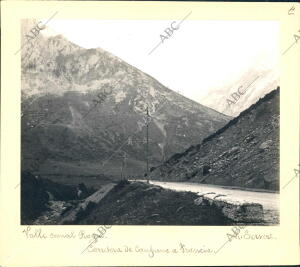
[21,27,230,179]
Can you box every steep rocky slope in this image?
[21,20,229,179]
[148,88,280,191]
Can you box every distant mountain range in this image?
[200,68,279,117]
[149,88,280,191]
[21,20,230,179]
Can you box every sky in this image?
[41,19,279,103]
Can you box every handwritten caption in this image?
[86,242,214,258]
[22,226,106,240]
[288,5,295,15]
[215,225,276,254]
[21,226,215,257]
[22,225,276,257]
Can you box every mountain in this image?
[148,88,280,191]
[21,20,230,179]
[200,68,279,117]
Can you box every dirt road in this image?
[135,180,279,224]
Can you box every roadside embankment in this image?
[193,193,263,223]
[74,181,242,225]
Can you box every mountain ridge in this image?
[21,22,230,180]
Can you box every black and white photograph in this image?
[20,18,280,226]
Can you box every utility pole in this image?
[146,106,149,183]
[120,152,127,181]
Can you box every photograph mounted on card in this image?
[20,17,280,227]
[1,1,299,266]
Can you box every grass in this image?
[35,158,146,189]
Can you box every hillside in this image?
[148,88,280,191]
[21,20,229,180]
